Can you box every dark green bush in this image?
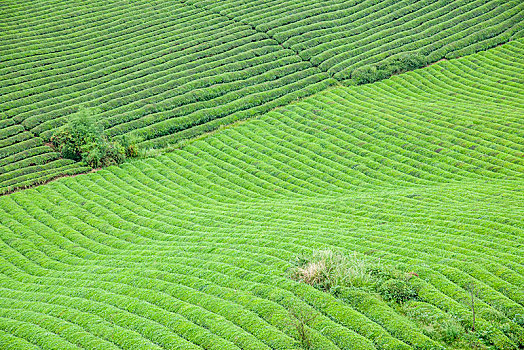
[83,140,125,168]
[351,65,380,85]
[351,52,428,85]
[119,135,140,158]
[51,107,102,162]
[378,278,418,304]
[51,107,137,168]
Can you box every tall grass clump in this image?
[290,250,419,303]
[291,250,373,292]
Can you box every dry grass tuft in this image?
[290,250,373,292]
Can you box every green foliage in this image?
[291,250,419,303]
[440,321,463,344]
[82,140,125,168]
[378,278,418,304]
[119,135,140,158]
[351,53,428,85]
[51,107,102,162]
[51,107,137,168]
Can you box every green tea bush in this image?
[2,0,521,193]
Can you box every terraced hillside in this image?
[0,115,91,195]
[191,0,524,80]
[1,0,523,193]
[1,40,522,349]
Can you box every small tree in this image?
[51,107,101,161]
[51,107,137,168]
[465,283,478,331]
[288,306,318,349]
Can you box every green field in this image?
[0,38,522,349]
[1,0,523,193]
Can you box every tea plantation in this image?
[0,38,522,349]
[1,0,523,192]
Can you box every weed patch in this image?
[290,250,419,303]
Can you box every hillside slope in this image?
[0,40,522,349]
[1,0,523,193]
[190,0,524,80]
[0,114,91,194]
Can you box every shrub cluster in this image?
[351,53,428,85]
[51,107,138,168]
